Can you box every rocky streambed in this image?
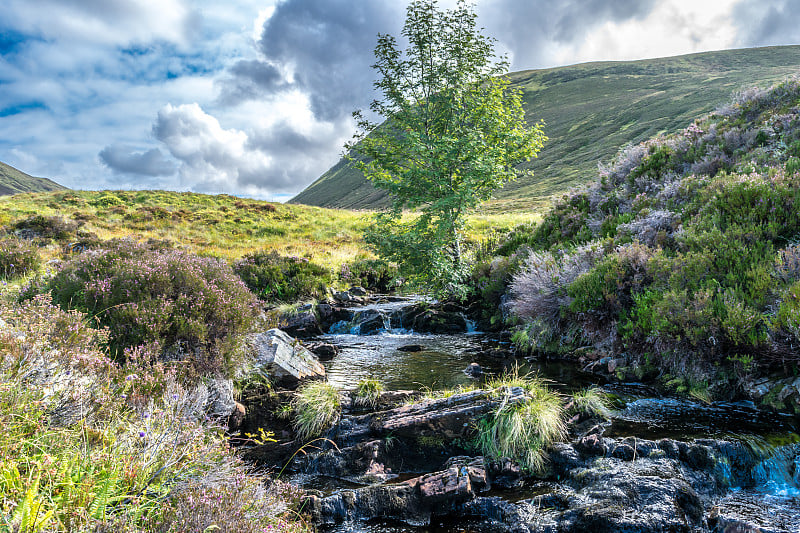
[237,294,800,533]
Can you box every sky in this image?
[1,0,799,201]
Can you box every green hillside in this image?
[291,45,800,212]
[0,161,66,196]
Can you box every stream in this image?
[291,298,800,532]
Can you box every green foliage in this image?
[0,238,40,280]
[291,381,341,441]
[510,79,800,381]
[350,0,546,296]
[338,258,398,293]
[46,240,260,376]
[476,372,565,473]
[353,379,384,408]
[233,250,331,303]
[570,387,612,420]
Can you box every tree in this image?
[348,0,546,297]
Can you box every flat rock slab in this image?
[369,388,524,439]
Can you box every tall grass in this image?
[353,379,384,408]
[570,386,612,419]
[476,371,566,473]
[291,381,341,441]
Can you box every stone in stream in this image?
[304,341,340,361]
[464,362,482,377]
[279,310,323,338]
[398,344,424,352]
[246,328,325,388]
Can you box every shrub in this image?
[511,243,604,327]
[47,240,260,376]
[11,214,78,242]
[476,372,566,472]
[234,250,331,303]
[0,237,40,280]
[339,258,398,293]
[353,379,384,407]
[292,381,341,440]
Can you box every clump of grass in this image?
[477,370,566,473]
[353,378,384,407]
[292,381,341,440]
[570,386,612,419]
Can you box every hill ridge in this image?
[0,161,66,196]
[290,45,800,212]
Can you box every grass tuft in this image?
[477,370,566,473]
[292,381,341,441]
[571,386,612,419]
[353,379,384,408]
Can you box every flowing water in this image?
[304,298,800,532]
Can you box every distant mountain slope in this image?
[290,45,800,211]
[0,161,66,196]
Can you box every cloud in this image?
[152,102,343,196]
[733,0,800,47]
[0,0,200,47]
[479,0,659,69]
[218,0,403,120]
[99,145,176,176]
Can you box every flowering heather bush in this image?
[0,296,308,533]
[47,240,260,376]
[0,237,40,280]
[501,80,800,383]
[234,250,331,303]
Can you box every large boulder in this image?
[247,329,325,387]
[280,310,323,338]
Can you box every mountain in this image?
[0,161,66,196]
[290,45,800,212]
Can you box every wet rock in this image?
[280,310,323,338]
[486,457,524,489]
[306,440,395,483]
[464,362,483,377]
[398,344,424,352]
[349,286,368,297]
[358,310,387,335]
[247,329,325,388]
[419,466,473,502]
[305,341,339,361]
[445,456,491,492]
[398,304,468,334]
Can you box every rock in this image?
[353,310,387,335]
[247,329,325,387]
[280,310,322,338]
[349,286,368,297]
[464,362,482,377]
[419,466,473,503]
[305,341,340,361]
[227,401,246,432]
[398,344,424,352]
[607,357,626,373]
[370,389,521,439]
[204,376,236,419]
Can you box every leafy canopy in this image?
[349,0,546,296]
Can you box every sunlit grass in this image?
[291,381,341,441]
[353,379,384,408]
[477,369,566,473]
[570,386,612,419]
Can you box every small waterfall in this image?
[750,442,800,497]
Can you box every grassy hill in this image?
[291,45,800,212]
[0,189,531,270]
[0,160,66,196]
